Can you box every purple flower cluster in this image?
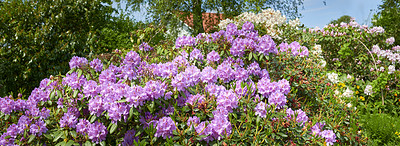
[60,111,78,128]
[257,35,278,55]
[201,67,218,84]
[153,62,178,78]
[122,129,139,146]
[279,41,309,57]
[216,89,239,112]
[90,58,103,72]
[0,96,27,114]
[197,109,232,142]
[186,94,205,106]
[175,36,196,48]
[155,117,176,139]
[190,48,204,61]
[257,78,290,108]
[139,42,154,51]
[216,62,235,83]
[88,121,107,144]
[123,51,141,67]
[207,51,221,63]
[187,116,200,128]
[62,72,87,90]
[321,130,337,145]
[171,65,201,91]
[231,38,256,57]
[255,101,268,118]
[286,108,309,125]
[69,56,88,69]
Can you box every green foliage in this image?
[0,0,144,97]
[373,0,400,46]
[125,0,304,37]
[361,113,400,145]
[329,15,352,25]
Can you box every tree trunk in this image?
[192,0,204,35]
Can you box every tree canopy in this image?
[329,15,352,25]
[372,0,400,46]
[125,0,304,36]
[0,0,140,97]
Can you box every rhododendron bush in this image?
[9,7,400,145]
[0,20,360,145]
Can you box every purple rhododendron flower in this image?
[216,89,239,112]
[83,80,99,97]
[187,116,200,128]
[60,112,77,128]
[257,35,277,55]
[216,62,234,83]
[155,117,176,139]
[76,119,90,135]
[311,122,326,136]
[88,121,107,144]
[139,42,153,51]
[69,56,88,69]
[90,58,103,72]
[268,91,287,109]
[88,96,104,117]
[321,130,336,146]
[122,129,139,146]
[190,48,204,61]
[255,101,268,118]
[175,36,196,48]
[62,72,86,90]
[201,66,218,84]
[279,42,290,53]
[242,21,254,32]
[207,50,220,63]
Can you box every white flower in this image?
[386,37,395,45]
[312,44,322,56]
[319,59,326,68]
[334,90,340,96]
[364,85,373,96]
[326,73,339,84]
[346,103,352,108]
[342,88,354,98]
[388,65,395,74]
[347,74,352,80]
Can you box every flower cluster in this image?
[218,8,294,38]
[69,56,88,69]
[310,122,337,146]
[155,117,176,139]
[139,42,153,51]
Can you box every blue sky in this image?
[300,0,382,28]
[114,0,383,28]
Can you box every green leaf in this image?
[77,69,83,78]
[109,123,118,134]
[70,131,77,139]
[84,141,92,146]
[28,134,36,143]
[117,99,126,103]
[277,132,288,137]
[73,90,78,98]
[54,131,64,142]
[249,52,253,61]
[66,140,75,146]
[56,141,67,146]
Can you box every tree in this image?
[125,0,304,36]
[329,15,352,25]
[0,0,139,97]
[372,0,400,46]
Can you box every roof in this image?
[177,12,225,33]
